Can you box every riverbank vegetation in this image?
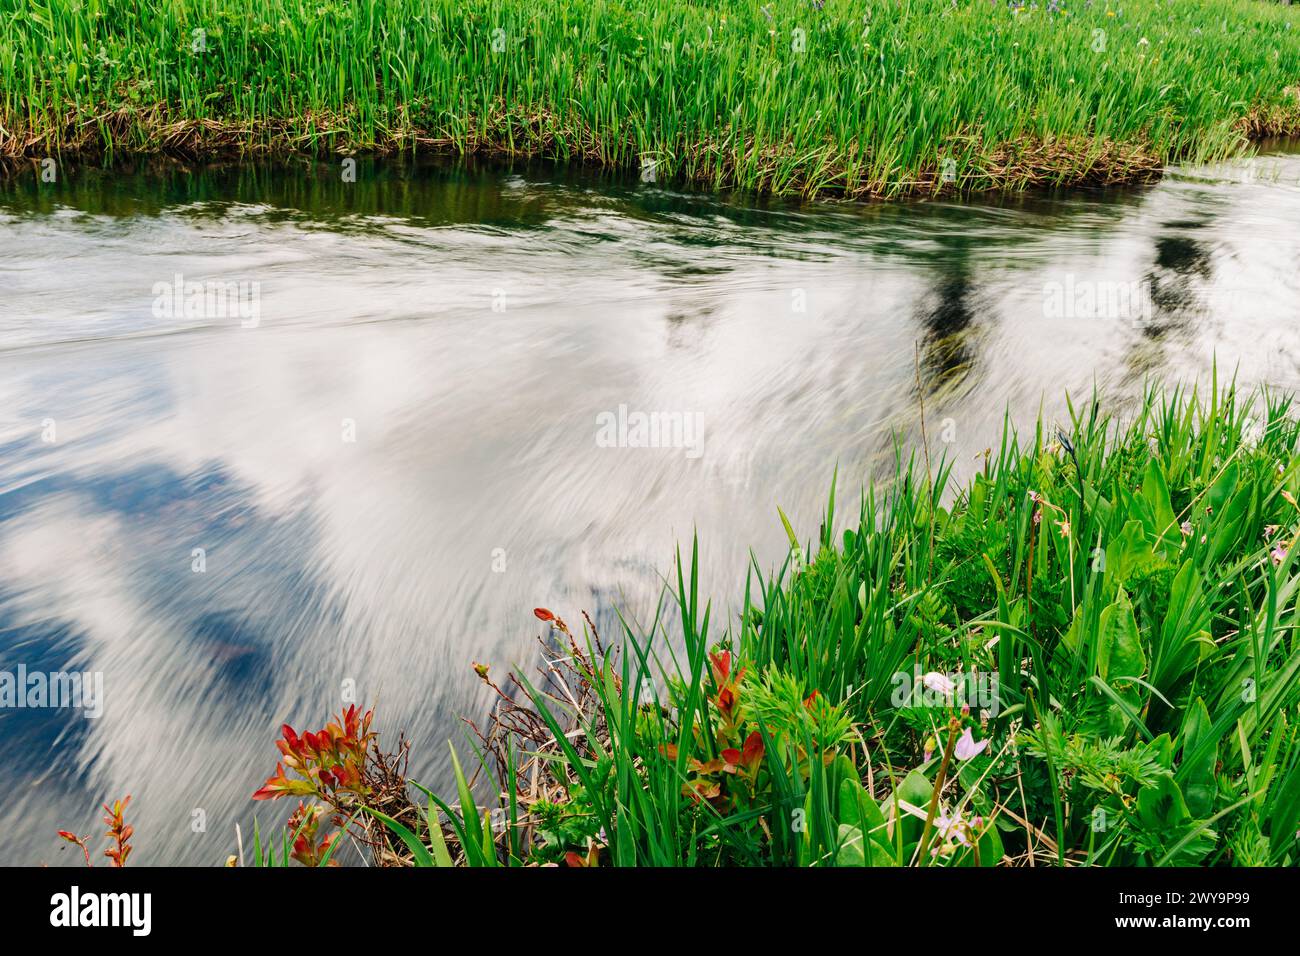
[3,0,1300,198]
[246,383,1300,866]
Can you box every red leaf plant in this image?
[57,795,134,867]
[564,843,600,868]
[252,704,376,803]
[709,650,746,737]
[658,649,770,811]
[250,705,378,867]
[286,801,340,867]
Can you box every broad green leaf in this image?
[1097,588,1145,695]
[1141,459,1179,555]
[1180,697,1217,817]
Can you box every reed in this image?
[3,0,1299,198]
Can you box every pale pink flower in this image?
[922,672,955,696]
[955,727,988,761]
[935,814,971,847]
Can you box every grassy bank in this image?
[245,382,1300,867]
[3,0,1300,198]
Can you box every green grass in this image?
[384,380,1300,866]
[3,0,1299,198]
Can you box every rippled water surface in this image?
[2,150,1300,865]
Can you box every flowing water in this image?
[2,148,1299,865]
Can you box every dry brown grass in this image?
[7,102,1295,199]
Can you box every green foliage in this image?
[744,669,854,754]
[4,0,1300,197]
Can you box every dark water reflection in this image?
[2,149,1300,865]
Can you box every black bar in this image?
[10,866,1287,938]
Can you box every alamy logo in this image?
[0,665,102,718]
[151,273,261,327]
[595,404,704,460]
[1042,274,1153,322]
[50,887,151,936]
[890,668,1000,717]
